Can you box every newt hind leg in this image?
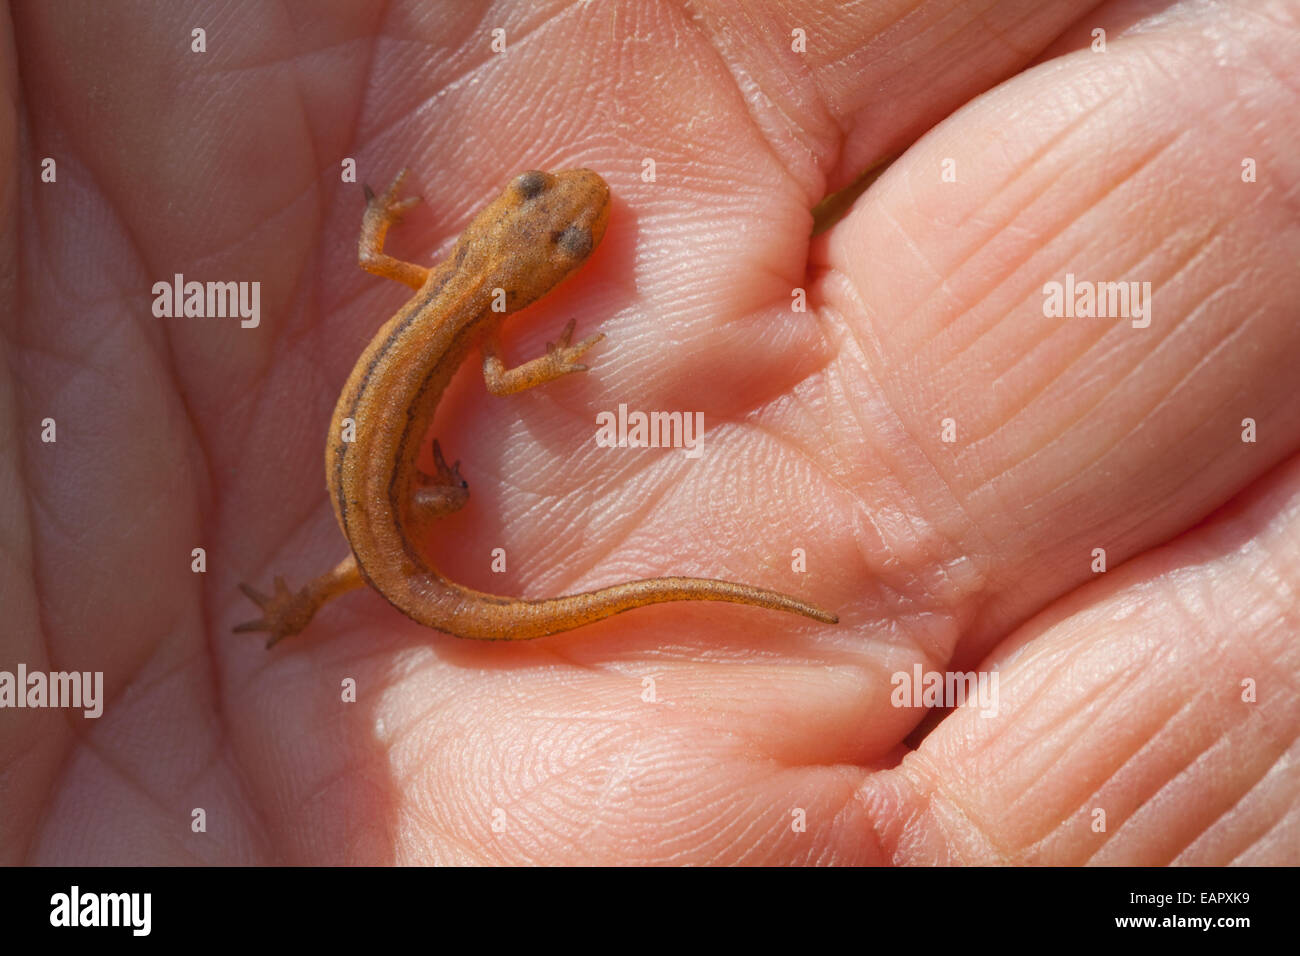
[412,440,469,516]
[234,555,364,648]
[405,440,470,548]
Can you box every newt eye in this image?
[515,170,549,199]
[555,225,592,260]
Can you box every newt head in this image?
[458,168,611,309]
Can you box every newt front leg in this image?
[482,318,604,396]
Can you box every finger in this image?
[869,450,1300,864]
[819,2,1300,663]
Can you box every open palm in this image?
[4,0,1297,864]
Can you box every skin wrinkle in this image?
[1225,800,1299,865]
[862,198,946,313]
[820,290,1000,618]
[1089,697,1260,866]
[682,3,826,197]
[207,701,279,865]
[926,79,1137,280]
[921,124,1191,392]
[41,728,198,860]
[145,210,258,789]
[205,34,370,80]
[971,299,1134,459]
[360,3,578,156]
[1006,291,1265,527]
[228,764,330,868]
[848,0,975,100]
[538,472,683,588]
[652,773,749,860]
[1111,293,1257,440]
[849,508,968,645]
[188,753,260,864]
[1057,679,1204,861]
[1250,567,1300,642]
[958,279,1206,517]
[976,634,1139,823]
[720,789,786,861]
[234,463,342,573]
[573,738,645,843]
[971,0,1046,61]
[839,371,992,595]
[129,660,226,806]
[8,261,61,867]
[909,751,1012,863]
[290,754,371,827]
[419,728,621,832]
[1016,546,1287,864]
[739,414,858,512]
[184,179,317,278]
[978,216,1223,410]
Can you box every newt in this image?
[235,168,836,646]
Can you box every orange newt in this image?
[235,168,837,646]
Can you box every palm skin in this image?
[2,0,1297,864]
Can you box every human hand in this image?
[3,0,1295,864]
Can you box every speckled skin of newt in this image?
[235,168,837,646]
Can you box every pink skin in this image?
[4,0,1298,864]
